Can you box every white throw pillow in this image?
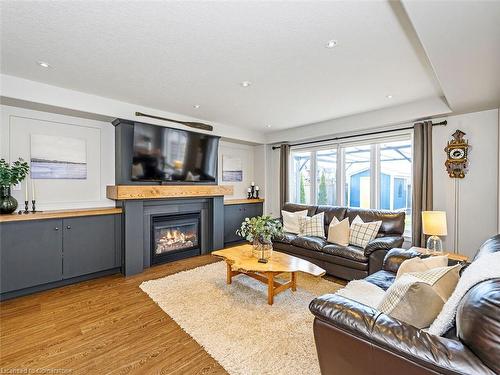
[298,212,325,238]
[281,210,308,234]
[396,255,449,280]
[327,217,349,246]
[349,216,382,248]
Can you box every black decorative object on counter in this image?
[32,200,37,213]
[0,186,18,215]
[24,200,29,214]
[247,182,260,199]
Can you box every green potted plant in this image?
[0,158,30,214]
[237,215,283,262]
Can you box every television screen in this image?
[131,122,219,183]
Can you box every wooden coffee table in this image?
[212,244,326,305]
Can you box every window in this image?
[289,135,412,237]
[316,149,337,205]
[290,148,337,206]
[290,151,311,204]
[379,139,412,236]
[343,145,371,208]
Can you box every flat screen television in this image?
[131,122,219,183]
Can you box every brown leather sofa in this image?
[309,234,500,375]
[274,203,405,280]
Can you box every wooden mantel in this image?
[106,185,234,200]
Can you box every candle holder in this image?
[247,191,252,199]
[255,190,260,199]
[24,200,29,214]
[31,200,36,213]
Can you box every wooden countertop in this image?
[224,198,264,205]
[0,207,123,223]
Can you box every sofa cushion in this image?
[378,265,461,329]
[291,236,328,252]
[282,202,317,217]
[316,205,347,233]
[364,270,396,291]
[383,248,422,273]
[322,244,368,263]
[396,255,448,280]
[346,208,405,236]
[327,217,349,246]
[273,232,297,244]
[281,209,308,234]
[298,212,326,238]
[349,216,382,248]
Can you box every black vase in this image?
[0,186,18,214]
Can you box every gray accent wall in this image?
[119,196,224,276]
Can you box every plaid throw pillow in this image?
[349,216,382,248]
[298,212,325,238]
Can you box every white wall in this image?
[218,140,256,200]
[0,105,115,210]
[0,74,266,144]
[433,108,499,258]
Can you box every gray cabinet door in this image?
[223,203,264,244]
[0,219,63,293]
[62,215,117,279]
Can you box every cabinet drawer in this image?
[0,219,63,293]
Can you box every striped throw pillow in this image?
[298,212,325,238]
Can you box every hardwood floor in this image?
[0,255,228,375]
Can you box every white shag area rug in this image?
[140,261,342,375]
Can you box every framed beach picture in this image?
[30,134,87,179]
[222,156,243,182]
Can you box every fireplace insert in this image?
[151,213,201,265]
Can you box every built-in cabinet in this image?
[224,202,263,245]
[0,213,121,298]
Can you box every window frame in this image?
[288,131,413,238]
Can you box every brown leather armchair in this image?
[309,234,500,375]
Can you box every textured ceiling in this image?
[0,1,442,132]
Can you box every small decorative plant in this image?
[0,158,30,187]
[237,215,283,245]
[0,158,30,214]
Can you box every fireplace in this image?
[151,213,201,265]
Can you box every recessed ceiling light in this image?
[240,81,251,87]
[36,61,50,68]
[325,40,338,48]
[266,124,272,128]
[193,104,200,109]
[386,95,393,99]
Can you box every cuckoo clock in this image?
[444,130,470,178]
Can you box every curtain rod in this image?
[271,120,447,150]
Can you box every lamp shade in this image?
[422,211,447,236]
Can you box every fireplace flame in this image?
[156,228,195,254]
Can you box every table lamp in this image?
[421,211,447,252]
